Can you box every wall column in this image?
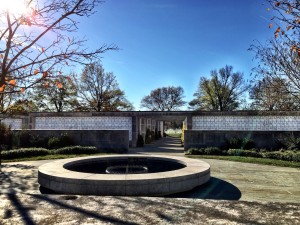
[131,116,138,147]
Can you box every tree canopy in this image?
[31,75,78,112]
[250,76,300,110]
[140,86,185,111]
[75,62,134,112]
[189,65,249,111]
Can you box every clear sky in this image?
[77,0,274,110]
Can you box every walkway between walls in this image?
[129,136,184,155]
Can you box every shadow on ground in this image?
[40,177,241,201]
[166,177,241,200]
[0,164,38,194]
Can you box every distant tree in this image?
[140,86,185,111]
[0,85,16,114]
[250,1,300,99]
[31,75,78,112]
[75,62,134,111]
[250,76,300,110]
[0,0,116,96]
[7,99,39,114]
[189,65,249,111]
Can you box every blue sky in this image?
[77,0,274,110]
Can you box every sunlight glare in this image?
[0,0,30,17]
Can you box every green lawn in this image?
[2,151,300,169]
[186,155,300,168]
[1,153,108,163]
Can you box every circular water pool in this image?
[38,155,210,196]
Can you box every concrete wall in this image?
[34,116,132,140]
[184,130,300,150]
[192,115,300,131]
[3,111,300,150]
[1,118,23,129]
[27,130,129,151]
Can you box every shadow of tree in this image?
[166,177,241,200]
[0,163,38,194]
[31,194,139,225]
[7,193,36,225]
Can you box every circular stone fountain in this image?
[38,155,210,196]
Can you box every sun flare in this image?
[0,0,30,17]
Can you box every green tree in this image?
[189,65,249,111]
[75,62,134,111]
[31,75,78,112]
[140,86,185,111]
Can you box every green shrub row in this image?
[53,146,98,155]
[185,147,300,162]
[2,148,49,159]
[1,146,98,160]
[186,147,226,156]
[227,149,263,158]
[264,151,300,162]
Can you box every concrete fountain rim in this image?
[38,154,210,196]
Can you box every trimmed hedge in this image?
[228,149,263,158]
[53,146,98,155]
[186,147,225,156]
[2,148,49,160]
[186,147,300,162]
[263,151,300,162]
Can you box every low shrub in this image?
[136,134,144,147]
[263,151,283,160]
[2,148,49,160]
[185,148,205,155]
[18,130,31,148]
[0,123,13,150]
[54,146,98,155]
[185,147,224,155]
[48,133,73,149]
[263,150,300,162]
[145,129,152,144]
[226,137,255,150]
[228,149,263,158]
[292,152,300,162]
[59,133,74,147]
[48,137,61,149]
[204,147,223,155]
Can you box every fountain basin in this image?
[38,155,210,196]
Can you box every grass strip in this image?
[2,153,108,163]
[186,155,300,168]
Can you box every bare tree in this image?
[250,76,300,110]
[250,1,300,100]
[189,65,249,111]
[0,0,117,97]
[140,86,185,111]
[75,62,134,111]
